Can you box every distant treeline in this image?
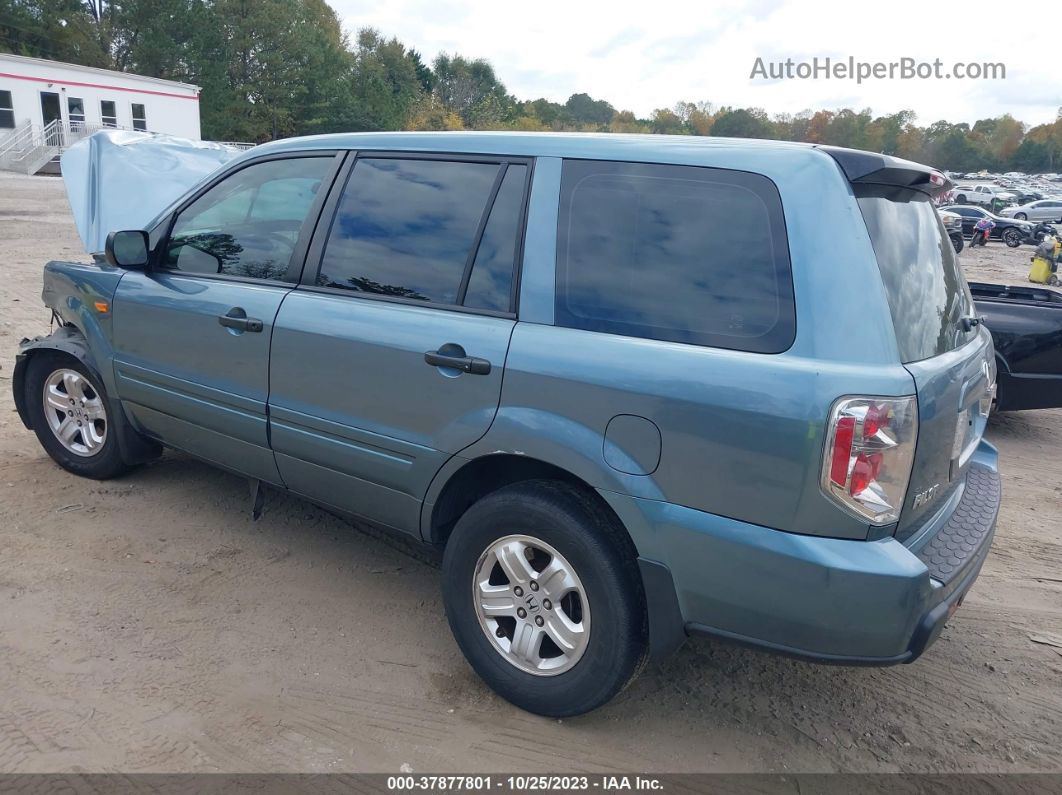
[4,0,1062,171]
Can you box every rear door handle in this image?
[218,307,263,333]
[424,348,491,375]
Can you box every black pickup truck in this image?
[971,282,1062,411]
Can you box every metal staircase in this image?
[0,123,254,176]
[0,119,116,175]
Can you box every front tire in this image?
[950,233,964,253]
[1014,212,1027,221]
[1002,228,1022,247]
[442,481,647,717]
[25,353,128,479]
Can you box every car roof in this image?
[234,131,951,194]
[236,131,870,178]
[249,130,818,160]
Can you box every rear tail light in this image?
[821,396,918,525]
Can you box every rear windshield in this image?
[856,186,976,363]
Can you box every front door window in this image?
[163,157,333,282]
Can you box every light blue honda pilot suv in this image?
[13,132,1000,716]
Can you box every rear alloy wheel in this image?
[472,534,590,676]
[1002,228,1023,247]
[442,480,647,717]
[26,353,128,479]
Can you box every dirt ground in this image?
[1,171,1061,774]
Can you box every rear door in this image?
[857,186,994,540]
[267,153,530,534]
[111,153,340,482]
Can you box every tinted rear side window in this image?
[318,158,499,304]
[556,160,795,353]
[464,164,526,311]
[857,187,975,363]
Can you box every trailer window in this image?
[131,103,147,131]
[101,100,117,127]
[0,90,13,129]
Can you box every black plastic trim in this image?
[686,622,913,667]
[817,145,950,196]
[637,558,688,662]
[906,531,993,661]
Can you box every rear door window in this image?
[317,157,527,310]
[555,159,795,353]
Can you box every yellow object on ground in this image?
[1029,237,1060,286]
[1029,256,1056,285]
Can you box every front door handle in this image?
[218,307,263,333]
[424,347,491,375]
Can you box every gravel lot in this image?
[1,172,1061,773]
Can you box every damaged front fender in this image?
[13,327,161,465]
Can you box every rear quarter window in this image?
[555,159,795,353]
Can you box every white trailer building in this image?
[0,53,202,174]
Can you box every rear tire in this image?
[25,352,128,480]
[441,480,648,717]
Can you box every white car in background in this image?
[999,199,1062,223]
[953,183,1017,206]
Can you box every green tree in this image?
[342,28,424,132]
[431,53,513,128]
[408,48,434,93]
[564,92,615,127]
[710,107,772,138]
[197,0,354,141]
[650,107,685,135]
[0,0,108,65]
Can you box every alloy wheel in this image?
[42,368,107,456]
[472,534,590,676]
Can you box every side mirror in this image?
[104,230,149,269]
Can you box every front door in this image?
[268,154,530,534]
[111,153,340,483]
[39,91,61,143]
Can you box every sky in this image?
[331,0,1060,128]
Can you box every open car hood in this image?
[61,130,246,255]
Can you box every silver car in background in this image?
[999,199,1062,222]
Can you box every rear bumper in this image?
[609,441,1000,665]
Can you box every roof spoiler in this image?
[816,145,952,196]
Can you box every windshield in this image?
[857,186,976,363]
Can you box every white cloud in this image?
[330,0,1059,127]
